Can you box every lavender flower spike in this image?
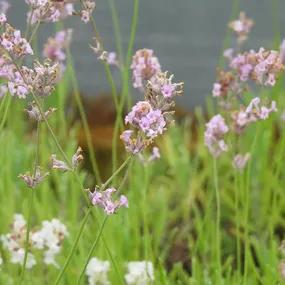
[88,187,128,215]
[204,114,229,158]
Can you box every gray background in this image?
[7,0,285,109]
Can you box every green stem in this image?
[19,189,35,283]
[54,207,92,285]
[66,47,102,185]
[20,121,40,283]
[218,0,240,67]
[28,21,41,44]
[77,162,131,284]
[143,165,150,267]
[243,128,259,284]
[55,156,130,284]
[77,216,108,284]
[101,156,132,190]
[111,0,139,173]
[213,158,221,282]
[0,95,11,132]
[80,0,120,111]
[269,128,285,244]
[108,0,124,61]
[234,170,241,279]
[125,0,139,69]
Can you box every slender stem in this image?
[101,156,132,190]
[19,188,35,283]
[111,0,139,173]
[234,170,241,279]
[20,121,40,283]
[77,216,108,284]
[218,0,240,67]
[269,128,285,244]
[0,93,7,114]
[143,165,150,265]
[55,157,131,284]
[243,127,259,284]
[54,207,92,285]
[80,0,120,110]
[125,0,139,69]
[28,21,41,45]
[77,162,131,284]
[213,158,221,282]
[0,95,11,132]
[8,56,72,168]
[108,0,124,62]
[66,47,102,185]
[102,236,125,285]
[33,94,72,167]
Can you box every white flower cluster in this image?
[86,258,154,285]
[125,261,154,285]
[86,257,111,285]
[0,214,68,269]
[31,219,69,266]
[1,214,36,269]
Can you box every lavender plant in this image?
[0,1,284,285]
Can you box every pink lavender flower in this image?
[25,102,56,121]
[0,24,33,58]
[212,83,222,97]
[120,130,145,154]
[223,48,234,60]
[25,0,74,24]
[211,70,237,98]
[204,114,229,157]
[139,109,166,138]
[89,187,128,215]
[51,154,70,172]
[150,72,184,100]
[230,48,284,87]
[139,146,161,164]
[80,0,96,23]
[232,153,251,170]
[149,146,160,161]
[131,49,161,89]
[229,12,254,44]
[43,29,73,71]
[0,13,6,25]
[71,147,84,169]
[125,102,166,139]
[245,97,277,120]
[19,167,49,189]
[8,71,29,99]
[91,38,119,67]
[0,1,10,14]
[21,60,60,97]
[51,147,84,171]
[232,98,277,133]
[121,71,183,154]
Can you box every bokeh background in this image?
[8,0,285,109]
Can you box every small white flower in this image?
[86,257,110,285]
[125,261,154,285]
[10,249,36,269]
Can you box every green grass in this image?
[0,81,285,284]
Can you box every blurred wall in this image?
[8,0,285,109]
